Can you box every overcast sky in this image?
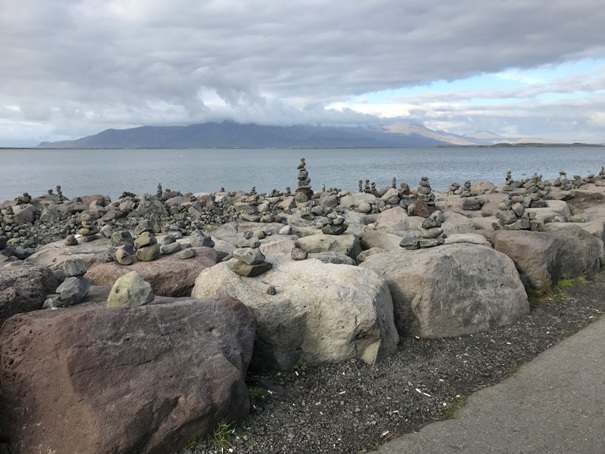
[1,0,605,146]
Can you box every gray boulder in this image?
[61,258,88,277]
[295,233,362,259]
[0,265,60,325]
[361,244,529,338]
[0,297,255,454]
[493,227,603,291]
[56,276,91,306]
[107,271,155,307]
[192,255,399,370]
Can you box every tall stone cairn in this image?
[294,158,314,203]
[417,177,436,206]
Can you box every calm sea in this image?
[1,147,604,202]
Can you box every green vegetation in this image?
[182,420,234,453]
[248,386,271,406]
[530,274,590,302]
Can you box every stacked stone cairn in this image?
[133,220,160,262]
[232,231,272,277]
[554,171,573,191]
[239,189,261,222]
[448,182,461,195]
[1,205,14,235]
[320,212,348,235]
[45,259,91,308]
[493,194,542,231]
[295,158,314,203]
[416,177,436,205]
[112,230,136,265]
[399,209,446,250]
[78,212,101,242]
[522,173,549,208]
[459,181,475,198]
[502,171,522,192]
[160,233,183,256]
[56,185,64,204]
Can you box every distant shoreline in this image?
[1,143,604,151]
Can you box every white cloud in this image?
[1,0,605,144]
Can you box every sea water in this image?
[0,147,604,202]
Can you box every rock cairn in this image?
[232,231,272,277]
[1,206,14,234]
[133,220,160,262]
[78,212,100,242]
[448,182,461,195]
[416,177,436,205]
[45,259,91,308]
[459,181,475,198]
[56,185,64,204]
[399,210,446,250]
[522,173,549,208]
[320,212,348,235]
[112,230,136,265]
[493,194,542,231]
[554,171,572,191]
[295,158,313,203]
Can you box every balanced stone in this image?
[136,243,161,262]
[134,231,157,249]
[232,260,273,277]
[115,246,134,265]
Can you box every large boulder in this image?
[86,247,221,297]
[294,233,362,259]
[360,228,405,252]
[192,255,399,370]
[0,264,59,325]
[374,207,409,234]
[25,238,111,270]
[493,227,603,291]
[360,244,529,338]
[0,297,256,454]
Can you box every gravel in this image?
[187,275,605,454]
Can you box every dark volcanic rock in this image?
[0,297,256,454]
[0,265,60,325]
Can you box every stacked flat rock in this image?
[448,182,461,195]
[503,171,524,192]
[1,206,14,233]
[459,181,476,198]
[554,171,572,190]
[493,194,542,231]
[399,210,446,250]
[55,185,64,204]
[416,177,436,205]
[239,192,261,222]
[232,232,272,277]
[160,234,183,255]
[572,175,583,188]
[295,158,314,203]
[15,192,31,205]
[133,220,160,262]
[522,174,549,208]
[78,212,100,242]
[320,213,348,235]
[45,258,91,308]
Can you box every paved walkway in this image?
[370,315,605,454]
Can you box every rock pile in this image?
[522,173,549,208]
[78,212,100,242]
[399,210,446,249]
[320,212,348,235]
[44,259,91,308]
[493,194,542,231]
[448,182,461,195]
[133,220,160,262]
[232,232,272,277]
[459,180,475,198]
[554,171,573,191]
[295,158,313,203]
[416,176,436,205]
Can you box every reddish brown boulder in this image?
[80,194,107,207]
[0,297,256,454]
[0,264,59,326]
[86,247,221,297]
[412,200,437,218]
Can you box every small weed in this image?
[206,421,235,452]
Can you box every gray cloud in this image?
[1,0,605,144]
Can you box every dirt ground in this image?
[185,273,605,454]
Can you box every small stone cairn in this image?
[448,182,461,195]
[232,231,272,277]
[56,185,64,204]
[493,194,542,231]
[320,212,348,235]
[15,193,31,205]
[502,171,522,192]
[459,181,475,198]
[133,220,160,262]
[1,205,15,233]
[112,230,136,265]
[554,171,573,191]
[295,158,314,203]
[78,212,101,242]
[522,173,549,208]
[416,177,436,205]
[399,210,446,250]
[45,259,91,308]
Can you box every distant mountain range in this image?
[37,121,600,149]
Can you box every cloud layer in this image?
[1,0,605,145]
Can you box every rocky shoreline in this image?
[2,162,605,453]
